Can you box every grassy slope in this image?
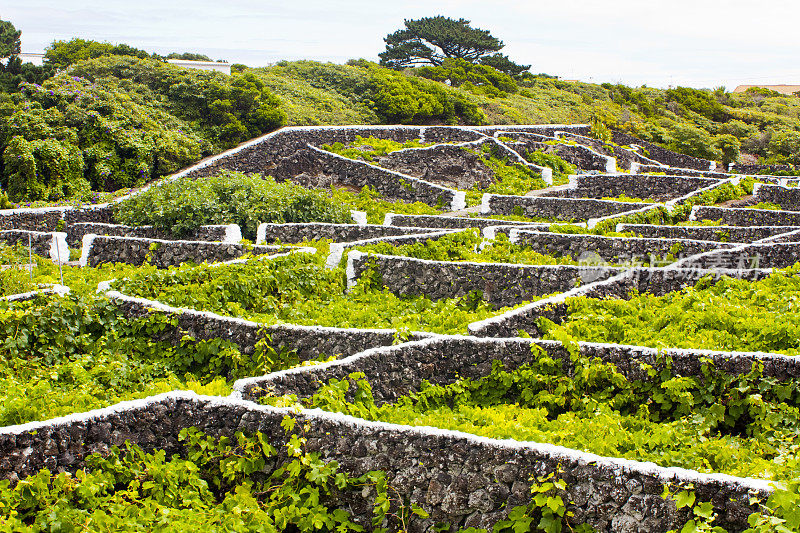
[254,61,599,126]
[252,61,800,168]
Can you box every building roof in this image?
[733,84,800,95]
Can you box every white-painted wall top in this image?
[166,59,231,75]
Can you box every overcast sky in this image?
[4,0,799,90]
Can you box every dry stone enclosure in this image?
[2,124,800,532]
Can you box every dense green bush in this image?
[69,56,286,148]
[44,38,154,69]
[0,57,286,201]
[414,57,518,97]
[665,86,729,122]
[367,67,484,124]
[0,75,206,200]
[114,171,352,238]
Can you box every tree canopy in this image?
[44,38,154,69]
[0,19,21,59]
[379,17,530,77]
[380,17,499,68]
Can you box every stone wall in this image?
[384,213,546,230]
[617,224,800,243]
[1,284,70,303]
[554,132,659,171]
[256,222,440,244]
[107,290,431,359]
[632,165,730,179]
[0,230,69,263]
[240,334,800,410]
[468,267,772,338]
[174,126,484,183]
[757,228,800,244]
[670,242,800,269]
[0,204,115,233]
[377,140,501,190]
[233,335,787,531]
[0,389,767,532]
[478,124,590,137]
[730,163,795,175]
[543,174,718,202]
[325,229,460,268]
[270,145,465,210]
[510,230,733,263]
[481,194,651,221]
[66,222,239,247]
[347,250,623,307]
[420,126,487,143]
[691,205,800,226]
[81,234,293,268]
[611,131,715,171]
[489,131,614,172]
[753,183,800,211]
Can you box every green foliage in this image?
[748,202,782,211]
[166,52,212,61]
[0,294,197,424]
[367,67,484,124]
[665,123,722,161]
[415,58,518,98]
[555,266,800,355]
[356,229,584,266]
[114,171,352,239]
[494,472,594,533]
[379,16,504,69]
[0,73,206,199]
[0,19,21,59]
[715,133,741,167]
[0,424,395,532]
[2,133,87,201]
[0,19,52,94]
[113,251,524,334]
[478,53,531,78]
[589,118,612,143]
[522,150,577,180]
[766,130,800,166]
[301,342,800,482]
[321,135,434,161]
[0,243,36,296]
[329,184,443,224]
[665,87,729,122]
[744,87,784,98]
[745,480,800,532]
[44,38,154,69]
[69,55,286,149]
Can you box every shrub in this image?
[113,171,352,238]
[715,133,741,167]
[44,38,154,69]
[414,57,518,95]
[69,56,286,149]
[367,67,484,125]
[0,75,206,199]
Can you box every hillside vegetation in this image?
[2,51,800,204]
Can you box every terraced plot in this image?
[1,124,800,533]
